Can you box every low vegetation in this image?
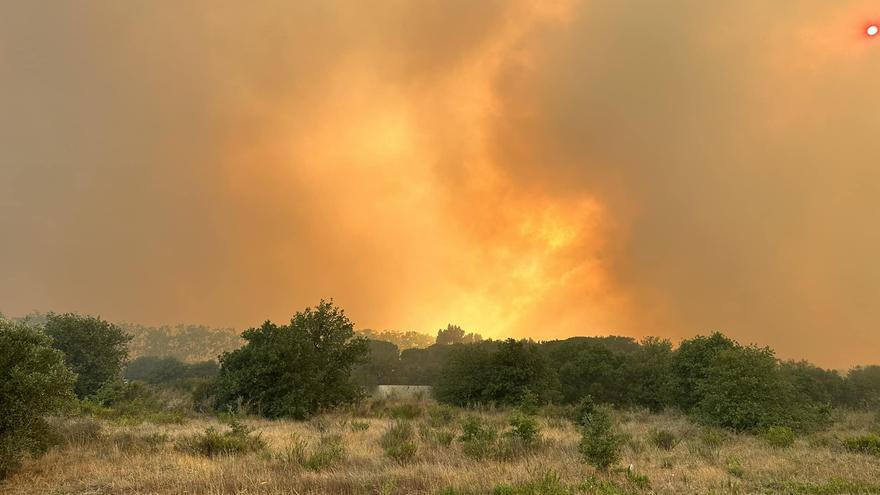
[3,302,880,493]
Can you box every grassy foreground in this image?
[3,400,880,495]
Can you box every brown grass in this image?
[3,402,880,495]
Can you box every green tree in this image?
[627,337,674,411]
[0,320,76,478]
[669,332,737,411]
[692,344,791,432]
[844,366,880,409]
[214,300,368,419]
[351,339,399,390]
[44,313,131,398]
[579,405,623,470]
[434,339,553,406]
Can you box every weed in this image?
[381,421,418,464]
[650,430,679,451]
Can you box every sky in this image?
[1,1,879,368]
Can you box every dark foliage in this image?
[434,339,554,406]
[44,313,131,399]
[0,320,76,478]
[213,300,368,419]
[124,356,219,385]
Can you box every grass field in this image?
[4,400,880,495]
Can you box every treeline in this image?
[355,335,880,432]
[4,303,880,479]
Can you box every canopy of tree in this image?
[0,320,75,478]
[44,313,131,398]
[213,301,368,419]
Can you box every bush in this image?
[460,415,498,460]
[280,434,345,471]
[761,426,795,448]
[651,430,679,451]
[380,421,418,464]
[0,321,76,478]
[843,434,880,456]
[506,413,541,447]
[578,406,623,471]
[178,419,265,457]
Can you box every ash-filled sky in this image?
[2,1,879,368]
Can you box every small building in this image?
[373,385,433,400]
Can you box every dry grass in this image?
[3,402,880,495]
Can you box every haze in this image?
[2,1,879,368]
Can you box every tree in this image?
[435,324,481,345]
[351,339,399,390]
[214,300,368,419]
[669,332,737,411]
[692,344,793,432]
[434,339,554,406]
[44,313,131,398]
[0,320,76,478]
[124,356,219,384]
[844,366,880,409]
[627,337,675,411]
[554,342,629,405]
[779,361,845,407]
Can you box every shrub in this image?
[650,430,679,451]
[761,426,795,448]
[578,406,623,471]
[506,413,541,447]
[843,434,880,456]
[460,415,498,460]
[380,421,418,464]
[288,435,346,471]
[0,321,76,479]
[178,419,265,457]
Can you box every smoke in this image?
[1,1,878,366]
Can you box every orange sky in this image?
[2,1,880,368]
